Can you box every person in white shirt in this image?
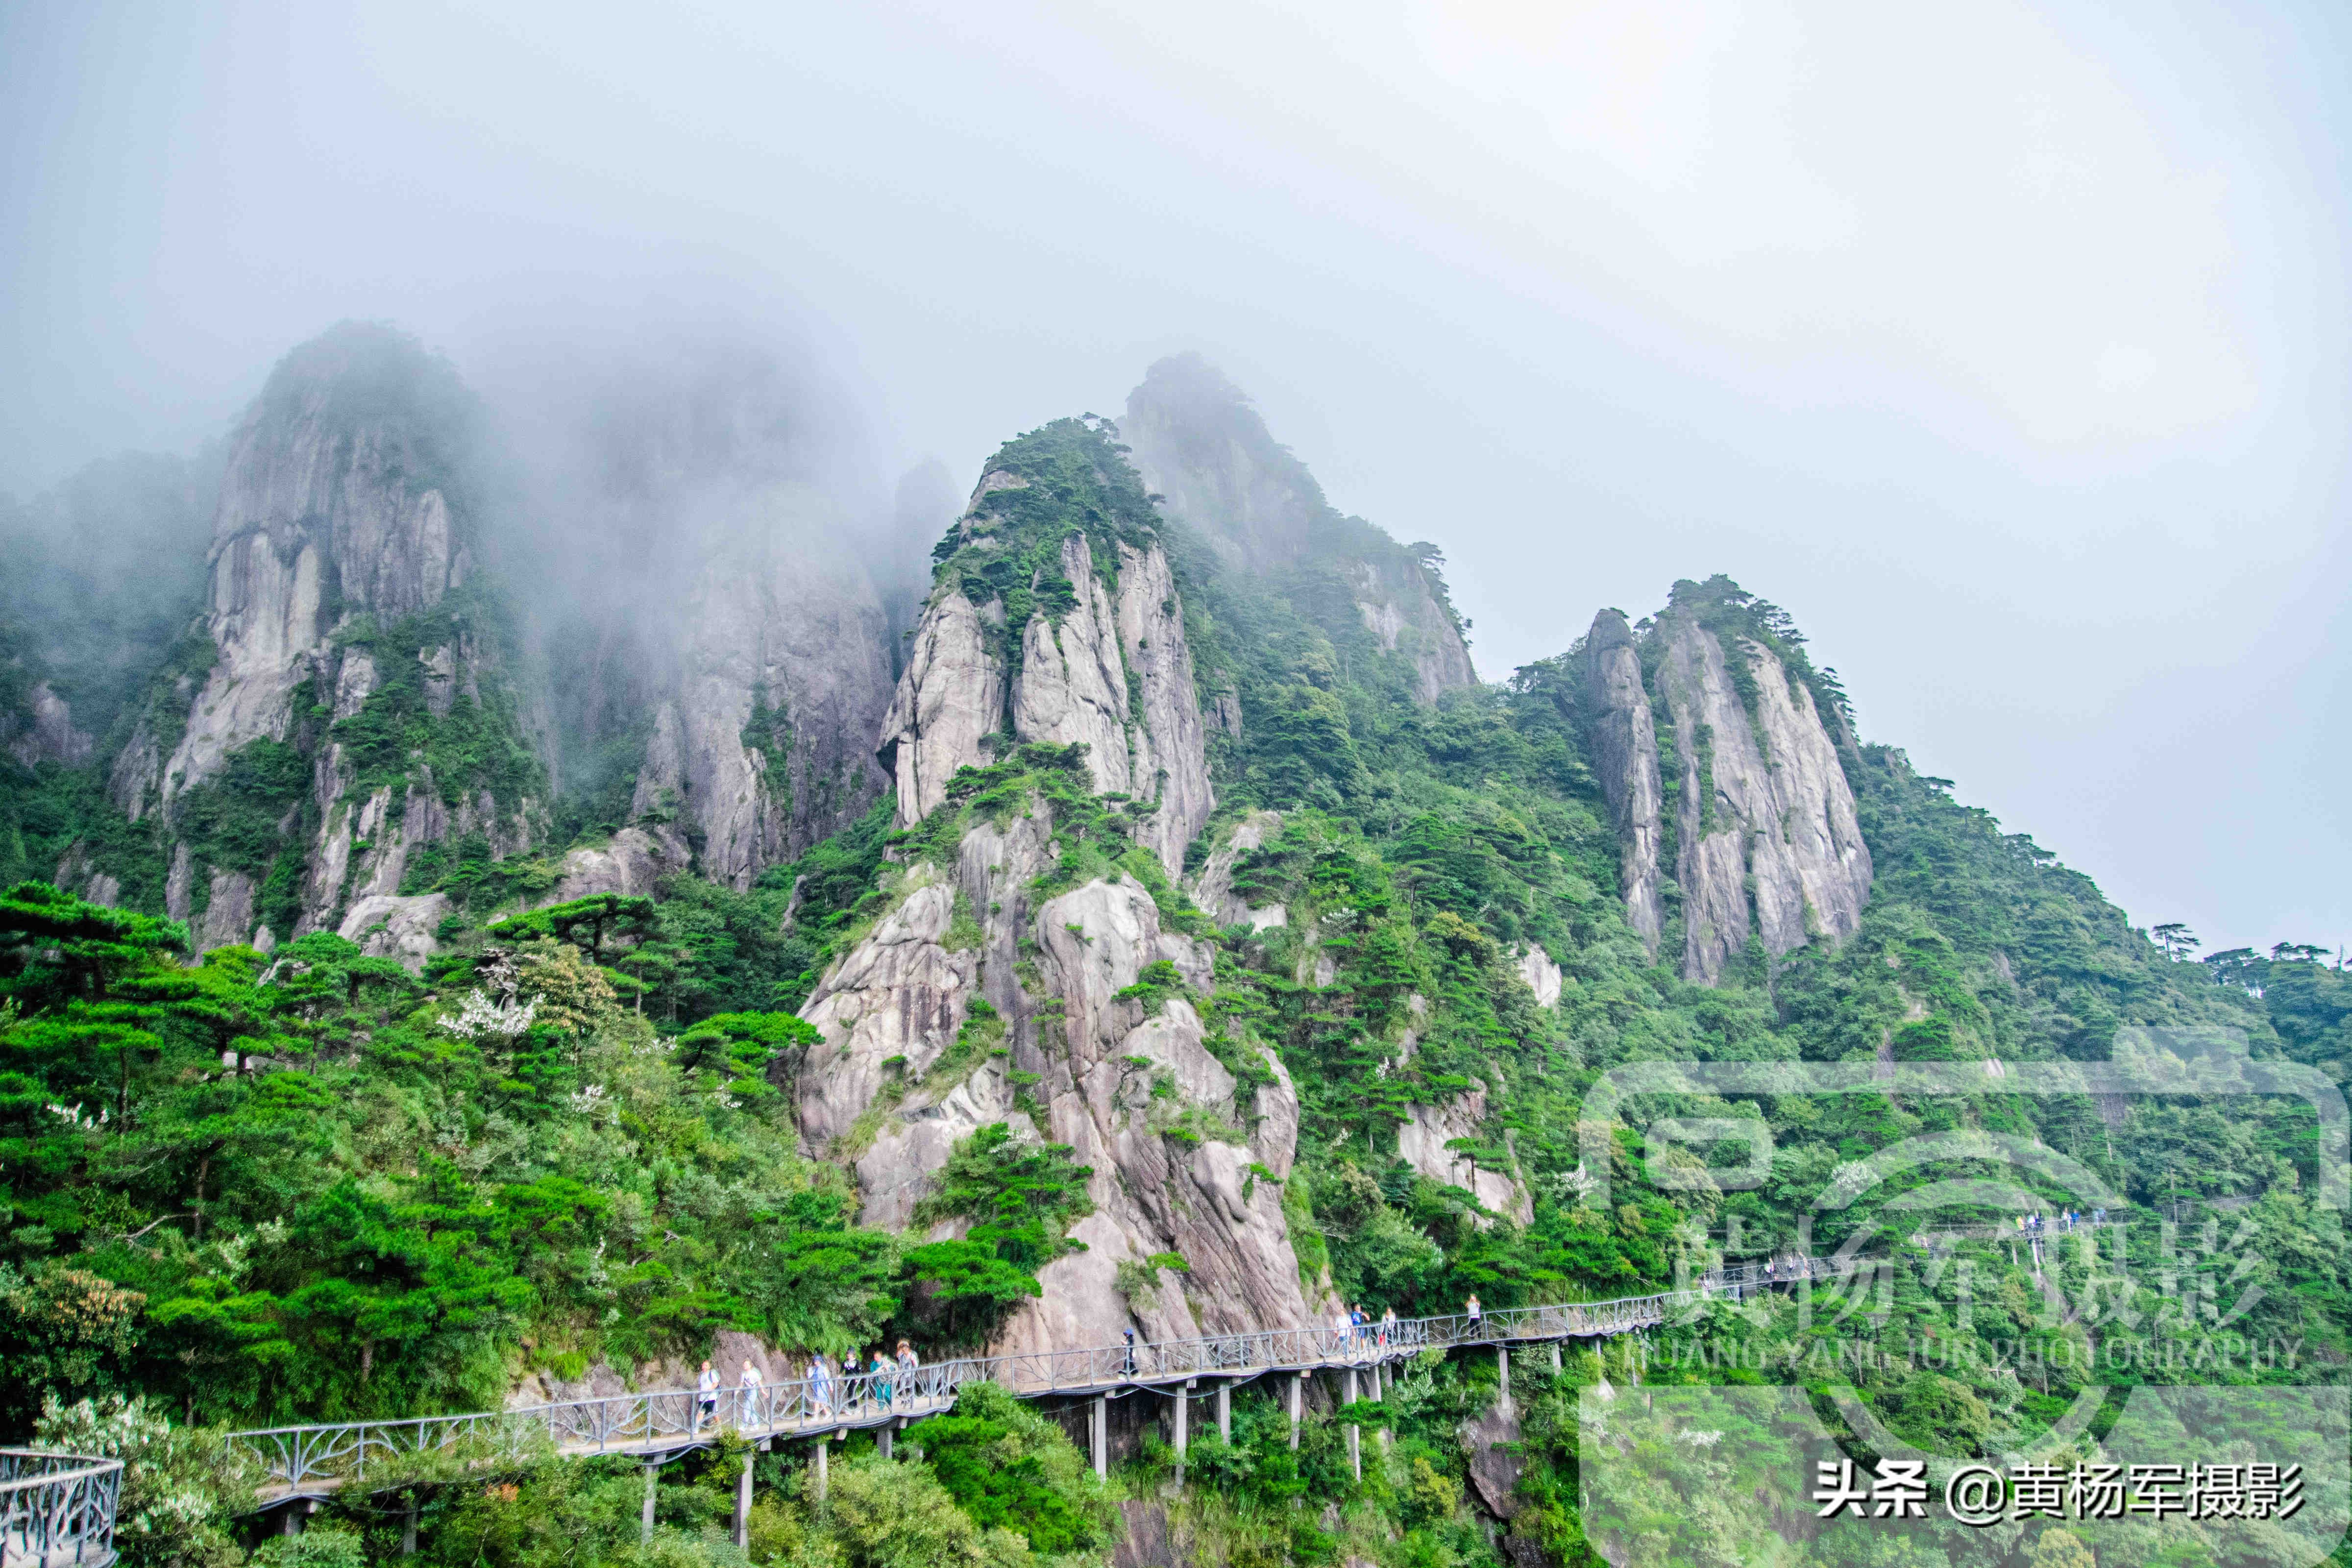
[695,1359,718,1429]
[738,1359,763,1425]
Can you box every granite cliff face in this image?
[625,513,895,889]
[1121,355,1477,705]
[1579,610,1665,957]
[802,422,1329,1352]
[146,325,478,816]
[792,798,1329,1353]
[1580,599,1871,983]
[879,441,1213,877]
[82,325,545,954]
[514,335,899,894]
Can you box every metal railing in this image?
[229,1251,1859,1495]
[0,1450,123,1568]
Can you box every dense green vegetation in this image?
[2,392,2344,1566]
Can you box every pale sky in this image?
[3,0,2345,956]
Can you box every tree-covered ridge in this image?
[3,350,2347,1568]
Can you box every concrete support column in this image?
[1091,1396,1108,1478]
[1216,1382,1231,1443]
[1344,1369,1361,1482]
[1288,1373,1304,1451]
[734,1452,753,1548]
[641,1463,658,1544]
[1174,1381,1191,1480]
[1498,1347,1512,1418]
[813,1438,829,1503]
[878,1424,893,1460]
[403,1496,419,1555]
[1551,1341,1563,1372]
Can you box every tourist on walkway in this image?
[739,1360,763,1425]
[696,1359,718,1429]
[896,1338,919,1402]
[872,1348,895,1410]
[1465,1293,1483,1331]
[809,1353,833,1418]
[1123,1327,1137,1377]
[1379,1305,1396,1348]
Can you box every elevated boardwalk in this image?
[232,1254,1842,1503]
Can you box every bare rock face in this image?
[1653,616,1872,982]
[1012,536,1135,797]
[1121,354,1478,705]
[1396,1087,1534,1226]
[4,684,96,769]
[1514,944,1563,1008]
[880,590,1002,826]
[162,325,473,808]
[545,828,681,903]
[790,784,1330,1355]
[632,521,895,890]
[338,891,450,972]
[882,464,1214,877]
[1186,810,1285,928]
[1344,554,1482,704]
[1579,610,1665,956]
[1462,1401,1527,1518]
[1110,542,1214,874]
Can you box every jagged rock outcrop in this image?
[1462,1402,1527,1518]
[1121,354,1478,705]
[626,535,894,890]
[337,891,448,971]
[1514,944,1562,1008]
[1396,1087,1534,1226]
[545,827,682,903]
[792,785,1329,1354]
[4,684,95,769]
[880,443,1215,877]
[1579,610,1665,956]
[880,590,1002,825]
[1651,615,1872,983]
[160,325,475,810]
[71,325,547,952]
[1186,810,1286,929]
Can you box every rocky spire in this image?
[1651,612,1872,982]
[877,426,1214,877]
[1579,609,1665,956]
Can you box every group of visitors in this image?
[693,1340,924,1429]
[1336,1301,1404,1351]
[2015,1209,2100,1235]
